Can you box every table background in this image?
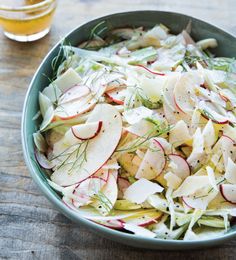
[0,0,236,259]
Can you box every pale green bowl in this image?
[21,11,236,249]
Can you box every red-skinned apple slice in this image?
[135,139,166,180]
[122,209,163,227]
[168,154,190,179]
[71,121,103,140]
[220,184,236,204]
[105,88,127,105]
[51,104,122,186]
[58,85,90,104]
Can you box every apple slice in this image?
[220,184,236,204]
[105,88,127,105]
[168,154,190,179]
[124,178,164,204]
[122,209,163,226]
[51,104,122,186]
[58,85,90,104]
[71,121,103,140]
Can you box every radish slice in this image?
[73,177,106,207]
[123,223,156,238]
[225,157,236,184]
[199,100,229,124]
[106,88,127,105]
[124,178,164,204]
[58,85,90,104]
[135,64,165,76]
[35,149,55,169]
[122,210,163,226]
[163,74,181,111]
[182,189,218,210]
[220,184,236,204]
[51,104,122,186]
[221,135,236,168]
[135,139,166,180]
[71,121,103,140]
[174,72,203,114]
[168,154,190,179]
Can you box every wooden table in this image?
[1,0,236,259]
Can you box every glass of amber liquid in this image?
[0,0,57,42]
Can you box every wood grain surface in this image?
[0,0,236,259]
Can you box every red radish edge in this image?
[201,113,229,125]
[35,149,55,170]
[173,96,187,114]
[219,184,236,205]
[105,92,124,105]
[135,64,165,76]
[222,134,235,144]
[219,93,230,103]
[71,121,103,141]
[153,139,167,176]
[168,153,191,175]
[182,197,194,209]
[138,213,163,227]
[93,219,124,230]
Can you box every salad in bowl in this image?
[33,22,236,241]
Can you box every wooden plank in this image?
[0,0,236,259]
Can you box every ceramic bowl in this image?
[22,11,236,249]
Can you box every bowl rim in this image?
[21,10,236,249]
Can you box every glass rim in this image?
[0,0,55,12]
